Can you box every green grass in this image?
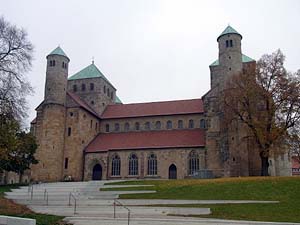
[102,177,300,223]
[0,185,65,225]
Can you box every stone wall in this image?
[84,147,205,180]
[63,107,99,181]
[67,77,116,115]
[100,114,206,133]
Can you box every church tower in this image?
[31,47,69,182]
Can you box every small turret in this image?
[217,25,243,78]
[44,46,70,105]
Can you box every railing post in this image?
[74,198,77,214]
[113,200,116,218]
[30,186,33,200]
[68,192,71,206]
[128,211,130,225]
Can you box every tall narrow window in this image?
[155,121,161,130]
[62,62,65,68]
[147,153,157,175]
[111,154,121,176]
[226,40,229,48]
[144,122,150,130]
[81,83,86,91]
[188,151,200,175]
[107,89,110,97]
[200,119,206,129]
[188,119,194,129]
[178,120,183,129]
[128,153,138,176]
[230,39,233,47]
[73,84,77,92]
[135,122,140,131]
[105,124,110,132]
[115,123,120,132]
[104,86,106,93]
[124,122,130,131]
[111,91,113,99]
[166,120,172,129]
[64,158,69,169]
[90,83,94,91]
[90,120,93,129]
[67,127,71,136]
[95,122,98,131]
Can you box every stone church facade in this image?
[29,26,291,182]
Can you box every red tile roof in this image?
[101,99,204,119]
[67,91,99,118]
[85,129,205,153]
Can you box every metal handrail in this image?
[68,192,77,214]
[44,189,49,205]
[113,199,131,225]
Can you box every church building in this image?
[30,26,291,182]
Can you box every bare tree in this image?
[0,16,34,121]
[223,50,300,176]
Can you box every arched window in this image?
[73,84,77,92]
[105,124,110,132]
[90,83,94,91]
[188,150,200,175]
[52,60,55,66]
[114,123,120,132]
[226,40,229,48]
[144,122,150,130]
[111,154,121,176]
[188,119,194,129]
[128,153,138,176]
[200,119,206,129]
[107,88,110,97]
[81,83,86,91]
[104,85,106,93]
[124,122,130,131]
[166,120,172,129]
[230,39,233,47]
[49,60,52,67]
[110,91,114,99]
[155,121,161,130]
[62,62,65,68]
[178,120,183,129]
[147,153,157,176]
[135,122,140,131]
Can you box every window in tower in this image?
[230,40,233,47]
[62,62,65,68]
[90,120,93,129]
[111,91,113,99]
[91,100,94,105]
[64,158,69,169]
[73,84,77,92]
[104,86,106,93]
[107,89,110,97]
[81,83,86,91]
[90,83,94,91]
[226,40,229,48]
[49,60,52,67]
[67,127,72,136]
[52,60,55,66]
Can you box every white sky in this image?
[1,0,300,127]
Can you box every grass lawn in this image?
[101,177,300,223]
[0,184,67,225]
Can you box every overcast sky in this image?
[1,0,300,127]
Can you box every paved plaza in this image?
[4,181,299,225]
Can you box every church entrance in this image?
[92,164,102,180]
[169,164,177,179]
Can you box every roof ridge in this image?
[107,98,202,107]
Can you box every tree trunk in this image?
[260,155,269,176]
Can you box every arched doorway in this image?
[169,164,177,179]
[92,164,102,180]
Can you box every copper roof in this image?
[85,129,205,153]
[101,99,203,119]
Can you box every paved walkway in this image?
[4,181,297,225]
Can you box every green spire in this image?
[217,25,242,41]
[47,46,69,60]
